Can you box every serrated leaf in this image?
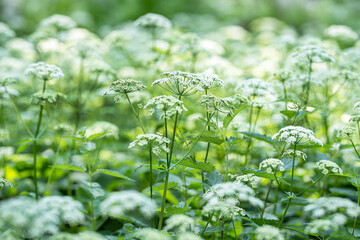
[95,169,134,182]
[80,180,104,198]
[54,164,86,172]
[240,132,274,144]
[176,157,215,172]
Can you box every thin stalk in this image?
[33,80,47,200]
[232,220,237,239]
[352,188,360,235]
[44,141,62,195]
[304,59,313,105]
[261,181,273,222]
[202,89,211,192]
[350,138,360,158]
[220,219,224,240]
[201,211,214,236]
[296,174,324,196]
[244,104,254,166]
[278,144,297,228]
[149,148,154,228]
[87,161,95,231]
[158,95,182,230]
[125,93,146,133]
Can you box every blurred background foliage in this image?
[1,0,360,37]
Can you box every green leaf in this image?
[176,157,215,172]
[17,141,30,153]
[239,132,274,144]
[152,182,178,191]
[240,168,288,185]
[198,131,224,145]
[80,180,105,198]
[94,169,135,182]
[53,164,86,172]
[87,132,107,141]
[280,110,297,118]
[223,105,246,128]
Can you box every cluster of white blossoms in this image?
[304,197,360,219]
[234,173,261,188]
[30,90,64,105]
[152,71,199,96]
[108,79,146,102]
[271,69,294,83]
[193,73,224,92]
[84,58,116,81]
[337,126,356,139]
[314,160,343,175]
[199,94,234,114]
[144,95,187,119]
[282,149,307,161]
[54,123,74,136]
[259,158,285,174]
[202,182,263,220]
[324,25,358,42]
[255,225,284,240]
[272,126,323,146]
[235,78,273,98]
[39,14,77,31]
[290,44,335,63]
[0,178,12,188]
[129,133,170,155]
[133,228,171,240]
[100,190,156,219]
[84,121,119,140]
[0,196,85,239]
[134,13,172,29]
[177,232,204,240]
[164,214,194,232]
[25,62,64,81]
[354,102,360,112]
[304,219,338,236]
[49,231,107,240]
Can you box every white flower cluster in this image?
[354,102,360,111]
[177,232,203,240]
[234,173,261,188]
[84,121,119,140]
[304,219,338,236]
[304,197,360,219]
[129,133,170,155]
[271,69,294,83]
[235,78,273,98]
[109,79,146,102]
[0,196,85,239]
[164,214,194,232]
[337,126,356,139]
[272,126,323,146]
[54,123,74,136]
[282,149,307,161]
[152,71,199,96]
[135,13,172,29]
[314,160,343,175]
[0,178,12,188]
[144,95,187,119]
[25,62,64,81]
[84,58,116,81]
[255,225,284,240]
[199,94,233,114]
[100,190,156,219]
[290,44,335,63]
[259,158,285,174]
[39,14,77,31]
[0,22,15,44]
[324,25,358,42]
[202,182,263,220]
[49,231,107,240]
[193,73,224,92]
[30,90,64,105]
[133,228,171,240]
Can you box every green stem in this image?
[87,161,95,231]
[149,148,153,228]
[278,144,297,228]
[261,181,273,222]
[44,141,61,195]
[296,174,324,196]
[201,211,214,236]
[350,138,360,158]
[352,188,360,235]
[158,95,182,230]
[125,93,146,134]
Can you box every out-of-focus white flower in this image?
[255,225,284,240]
[337,126,356,139]
[84,121,119,140]
[135,13,172,29]
[304,219,338,236]
[39,14,77,31]
[164,214,194,232]
[0,22,15,44]
[25,62,64,81]
[304,197,360,218]
[100,190,156,219]
[324,25,358,45]
[290,44,334,64]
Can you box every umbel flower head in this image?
[133,228,171,240]
[199,94,234,114]
[144,95,187,119]
[129,133,170,155]
[0,196,85,239]
[202,182,264,220]
[234,173,261,188]
[314,160,343,175]
[282,149,307,161]
[255,225,284,240]
[100,190,156,220]
[164,214,194,232]
[193,73,224,92]
[134,13,172,29]
[235,77,274,99]
[290,44,335,64]
[304,219,339,236]
[272,126,323,146]
[337,126,356,139]
[84,58,116,81]
[259,158,285,174]
[108,79,146,102]
[0,22,15,44]
[84,121,119,140]
[30,91,65,105]
[48,231,107,240]
[39,14,77,31]
[25,62,64,81]
[152,71,199,96]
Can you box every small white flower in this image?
[164,214,194,232]
[135,13,172,29]
[25,62,64,81]
[282,150,307,161]
[144,95,187,119]
[234,173,261,188]
[259,158,285,174]
[129,133,170,155]
[314,160,343,175]
[134,228,171,240]
[337,126,356,139]
[272,126,323,146]
[255,225,284,240]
